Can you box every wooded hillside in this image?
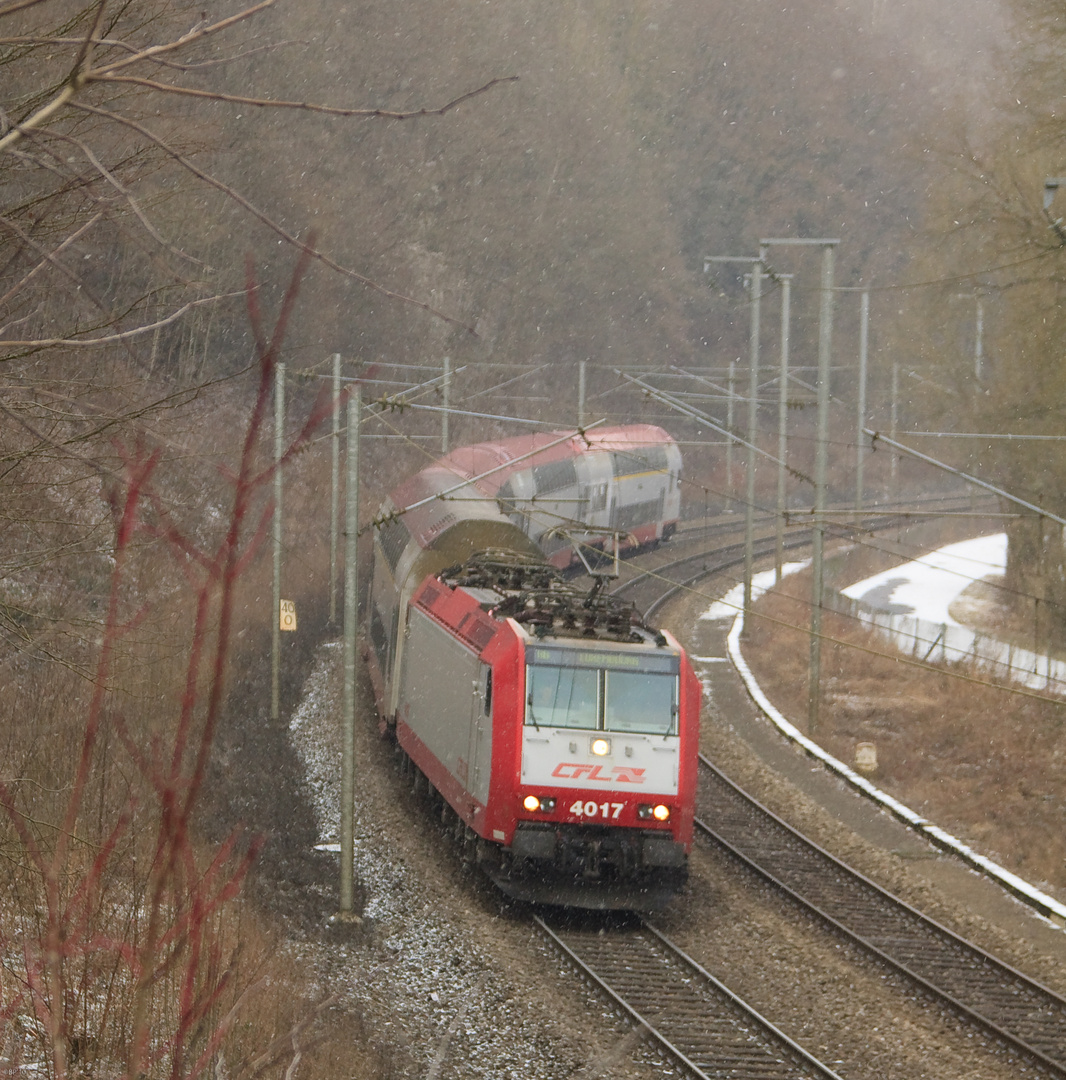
[207,0,988,381]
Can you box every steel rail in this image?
[615,512,899,619]
[694,760,1066,1077]
[534,914,844,1080]
[613,493,989,619]
[528,494,1052,1077]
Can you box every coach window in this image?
[526,664,599,729]
[585,482,608,513]
[604,671,678,736]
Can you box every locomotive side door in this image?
[468,664,493,803]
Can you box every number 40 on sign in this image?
[279,599,297,632]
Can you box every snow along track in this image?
[611,512,1066,1075]
[725,565,1066,926]
[620,506,1066,925]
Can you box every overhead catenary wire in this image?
[381,440,1066,707]
[358,370,1066,633]
[319,354,1066,695]
[865,429,1066,529]
[368,399,575,429]
[367,420,608,530]
[904,432,1066,441]
[462,363,551,402]
[351,386,1066,708]
[614,370,814,486]
[691,480,1066,630]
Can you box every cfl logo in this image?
[551,763,647,784]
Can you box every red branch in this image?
[0,250,335,1079]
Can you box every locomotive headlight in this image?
[590,737,611,757]
[638,803,672,822]
[522,795,556,813]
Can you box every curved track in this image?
[550,501,1066,1078]
[696,760,1066,1077]
[612,495,981,618]
[535,914,844,1080]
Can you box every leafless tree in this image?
[0,4,514,1074]
[0,0,509,655]
[892,0,1066,633]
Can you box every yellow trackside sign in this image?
[279,599,297,632]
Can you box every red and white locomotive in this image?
[365,425,699,909]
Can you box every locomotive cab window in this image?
[525,646,678,736]
[526,664,599,730]
[604,670,677,736]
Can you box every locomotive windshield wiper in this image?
[527,695,541,730]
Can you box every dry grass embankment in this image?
[744,567,1066,900]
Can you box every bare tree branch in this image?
[0,2,276,151]
[0,0,55,18]
[0,1,520,354]
[0,209,116,331]
[54,129,207,266]
[0,34,295,73]
[0,211,101,311]
[88,0,276,75]
[0,290,246,348]
[92,73,520,120]
[8,131,216,304]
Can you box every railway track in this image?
[695,758,1066,1077]
[614,494,984,618]
[536,503,1066,1079]
[535,914,845,1080]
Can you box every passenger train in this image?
[364,424,699,909]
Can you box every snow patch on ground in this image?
[699,560,811,622]
[841,533,1007,625]
[725,534,1066,928]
